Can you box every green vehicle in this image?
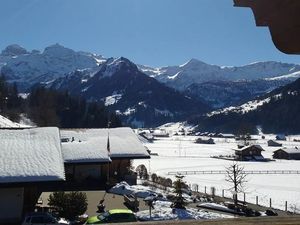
[86,209,137,224]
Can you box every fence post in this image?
[243,193,246,203]
[222,189,224,198]
[256,196,258,205]
[204,186,207,194]
[285,201,288,212]
[269,198,272,208]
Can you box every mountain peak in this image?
[100,57,138,77]
[180,58,210,68]
[43,43,75,57]
[1,44,28,56]
[107,57,137,69]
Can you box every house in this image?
[61,127,150,186]
[233,145,265,161]
[273,148,300,160]
[152,129,169,137]
[218,133,235,139]
[0,127,149,224]
[276,134,287,141]
[138,132,154,142]
[195,137,215,144]
[0,127,65,224]
[267,140,283,147]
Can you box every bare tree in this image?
[225,162,247,206]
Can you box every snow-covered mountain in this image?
[47,57,209,127]
[2,44,300,127]
[140,59,300,91]
[140,59,300,108]
[191,77,300,134]
[184,79,292,108]
[0,44,105,91]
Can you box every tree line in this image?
[0,75,122,128]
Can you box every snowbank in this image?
[136,201,232,221]
[109,181,164,199]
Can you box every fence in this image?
[168,170,300,176]
[138,176,299,213]
[189,183,297,213]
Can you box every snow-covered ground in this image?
[136,201,232,221]
[133,134,300,212]
[109,182,232,221]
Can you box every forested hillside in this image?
[190,78,300,134]
[0,76,121,128]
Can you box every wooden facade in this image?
[234,145,265,161]
[273,149,300,160]
[64,159,137,189]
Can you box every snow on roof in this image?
[60,129,111,164]
[0,127,65,183]
[233,145,265,152]
[275,148,300,154]
[61,127,149,163]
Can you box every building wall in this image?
[273,151,300,160]
[65,160,133,183]
[65,164,102,182]
[0,188,24,224]
[235,147,263,160]
[273,150,289,160]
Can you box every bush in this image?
[48,192,88,221]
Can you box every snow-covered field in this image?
[133,133,300,212]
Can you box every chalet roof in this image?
[220,133,235,137]
[233,144,265,152]
[61,127,150,163]
[0,127,65,183]
[268,140,280,143]
[274,148,300,155]
[268,140,282,145]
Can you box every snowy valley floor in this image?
[133,134,300,213]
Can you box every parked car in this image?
[85,209,137,224]
[22,212,68,225]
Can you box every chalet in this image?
[233,145,265,161]
[218,133,235,139]
[138,132,154,142]
[273,148,300,160]
[267,140,282,147]
[276,134,287,141]
[152,129,170,137]
[0,127,65,224]
[195,137,215,144]
[0,127,149,224]
[61,128,150,186]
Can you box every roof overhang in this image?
[234,0,300,54]
[110,155,151,160]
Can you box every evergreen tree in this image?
[171,175,187,209]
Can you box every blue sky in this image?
[0,0,299,67]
